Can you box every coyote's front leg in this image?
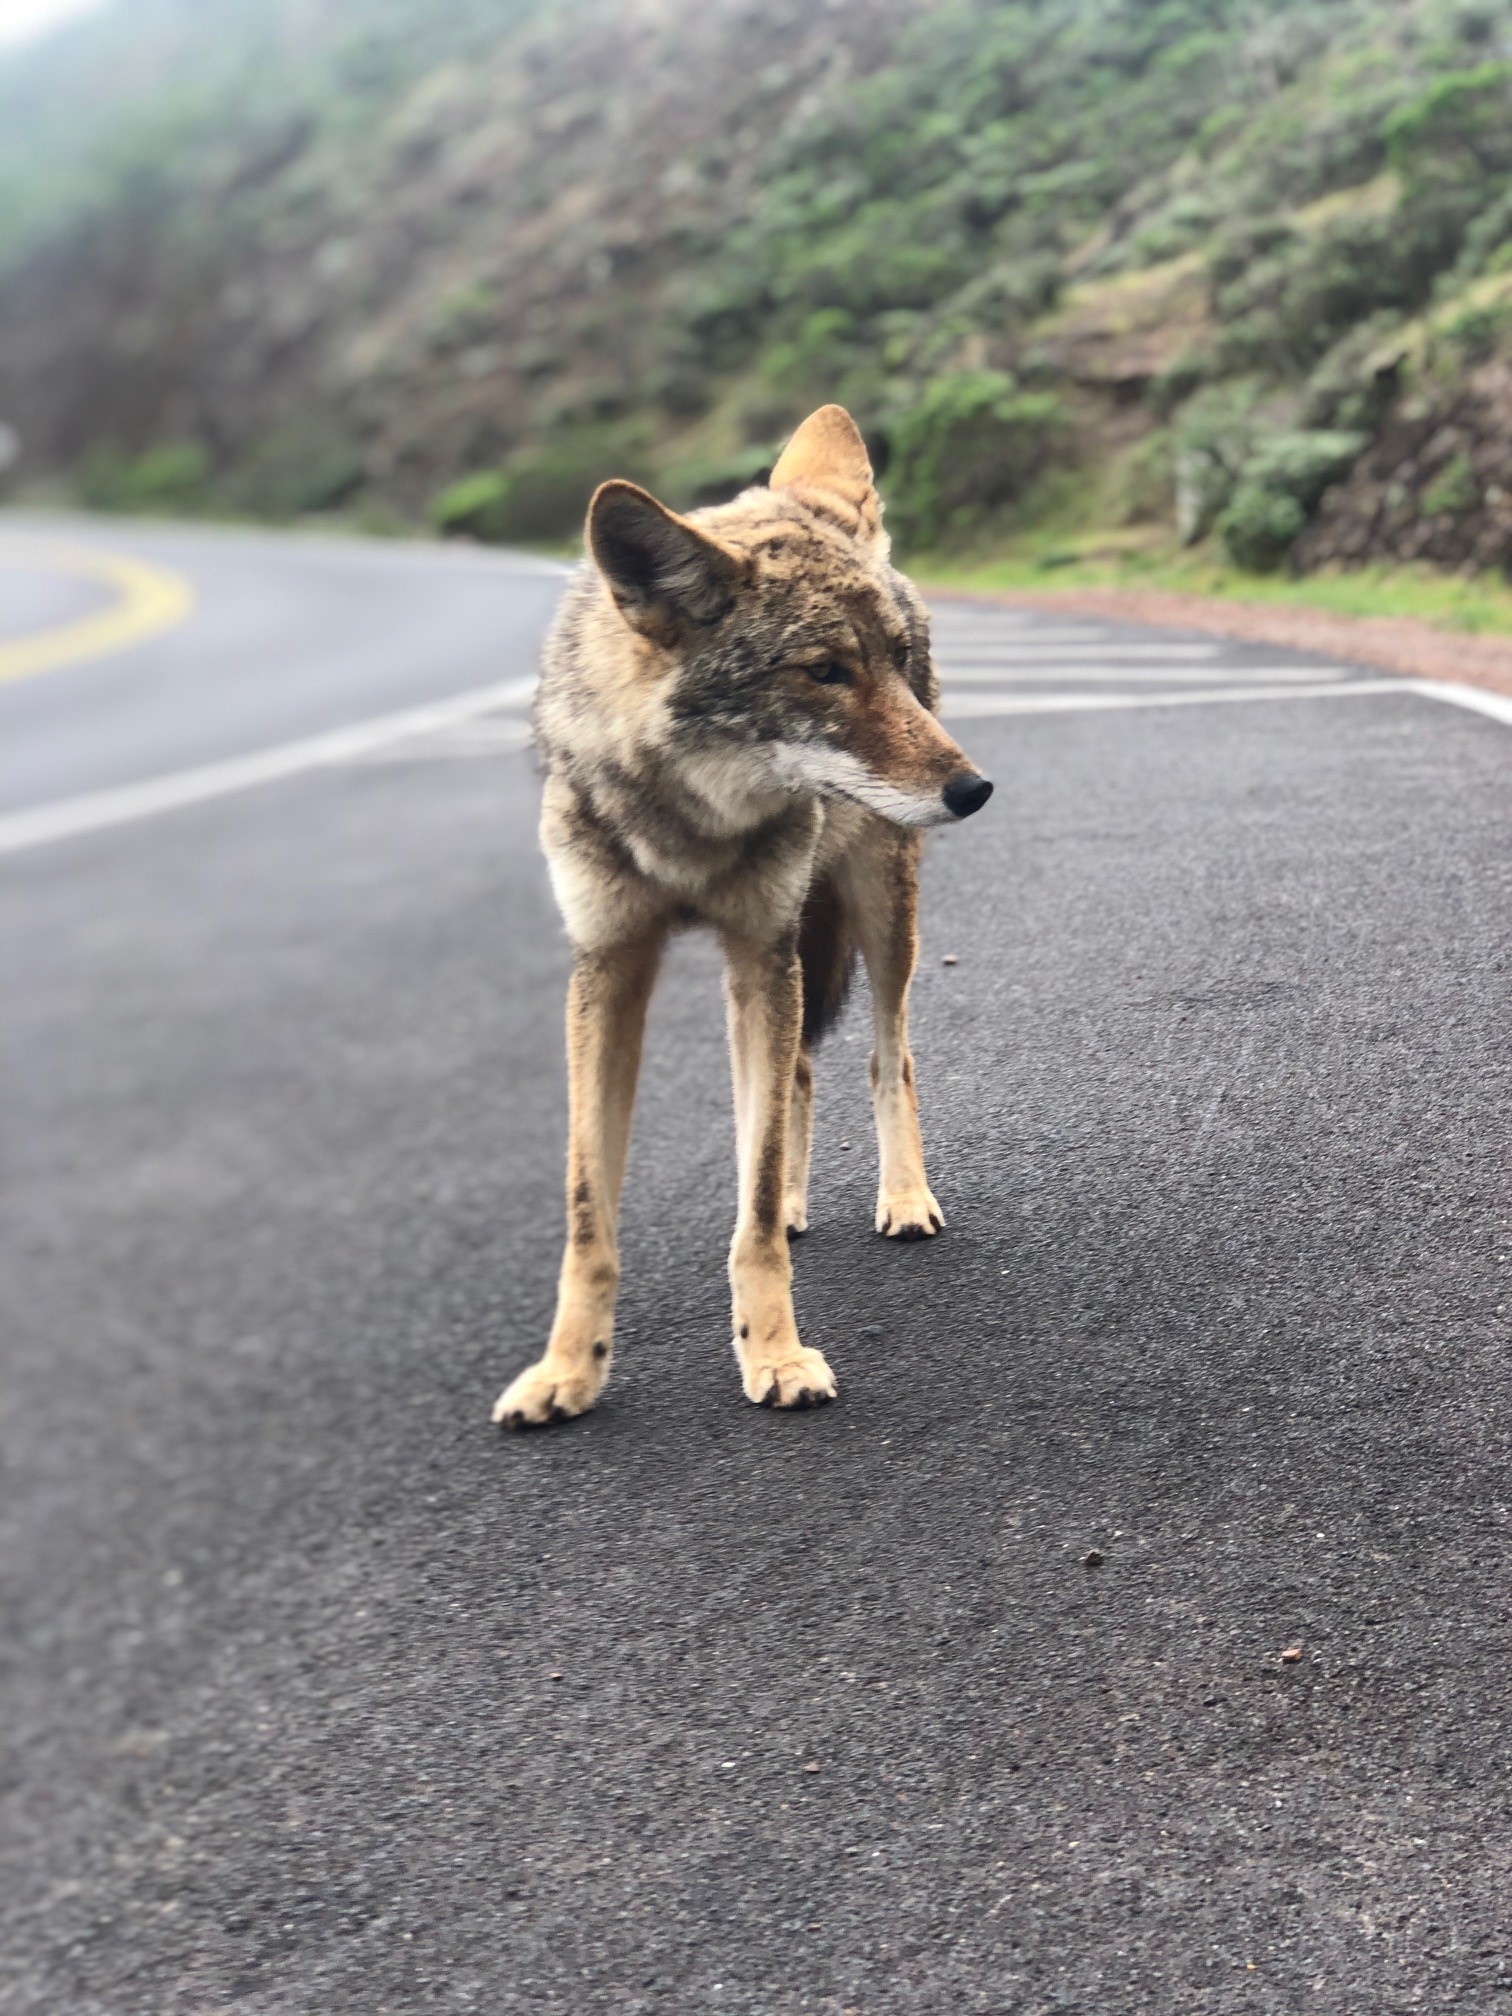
[493,932,663,1427]
[723,932,836,1408]
[847,834,944,1240]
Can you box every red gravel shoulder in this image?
[935,584,1512,700]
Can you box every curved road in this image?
[0,519,565,815]
[3,515,1510,2014]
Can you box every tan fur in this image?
[493,406,991,1428]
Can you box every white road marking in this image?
[1403,678,1512,728]
[0,677,537,856]
[3,668,1504,859]
[928,608,1039,623]
[940,679,1409,718]
[348,718,535,762]
[938,662,1345,686]
[939,642,1223,662]
[930,626,1119,645]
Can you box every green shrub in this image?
[1114,431,1176,525]
[759,308,861,396]
[1436,296,1512,366]
[1242,429,1366,512]
[76,440,213,514]
[1128,190,1222,267]
[1422,453,1479,517]
[1213,214,1442,377]
[432,432,653,543]
[782,213,977,319]
[432,469,515,541]
[1451,186,1512,281]
[425,282,498,353]
[644,359,713,420]
[1173,384,1259,541]
[884,369,1066,551]
[1204,426,1362,570]
[1301,314,1406,429]
[227,435,365,519]
[1207,220,1298,293]
[1217,482,1307,571]
[658,444,781,510]
[1384,63,1512,192]
[942,258,1062,328]
[1148,348,1213,418]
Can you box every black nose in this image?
[942,773,993,820]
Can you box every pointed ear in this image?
[587,481,744,635]
[769,404,878,523]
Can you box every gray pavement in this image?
[2,518,1510,2014]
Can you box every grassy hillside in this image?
[3,0,1512,592]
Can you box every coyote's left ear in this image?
[769,404,884,543]
[588,480,747,638]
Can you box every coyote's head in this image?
[584,406,992,829]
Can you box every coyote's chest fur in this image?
[494,405,992,1432]
[536,578,874,942]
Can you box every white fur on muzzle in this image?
[770,742,954,828]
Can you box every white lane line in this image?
[940,642,1223,662]
[938,662,1346,686]
[0,676,537,856]
[1403,678,1512,727]
[4,673,1504,859]
[927,610,1039,625]
[930,627,1119,645]
[940,679,1408,718]
[348,718,535,762]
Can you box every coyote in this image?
[493,405,992,1427]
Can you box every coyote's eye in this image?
[808,660,852,687]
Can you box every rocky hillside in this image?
[3,0,1512,578]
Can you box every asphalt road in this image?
[3,516,1509,2015]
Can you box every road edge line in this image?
[940,679,1407,719]
[7,670,1502,863]
[0,677,538,858]
[1402,679,1512,728]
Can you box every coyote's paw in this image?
[876,1187,944,1240]
[784,1193,810,1238]
[492,1354,606,1430]
[739,1342,837,1410]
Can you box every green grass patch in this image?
[918,534,1512,636]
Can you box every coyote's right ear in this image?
[588,481,744,637]
[768,404,883,542]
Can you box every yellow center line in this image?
[0,542,196,686]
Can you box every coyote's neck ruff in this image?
[494,405,992,1428]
